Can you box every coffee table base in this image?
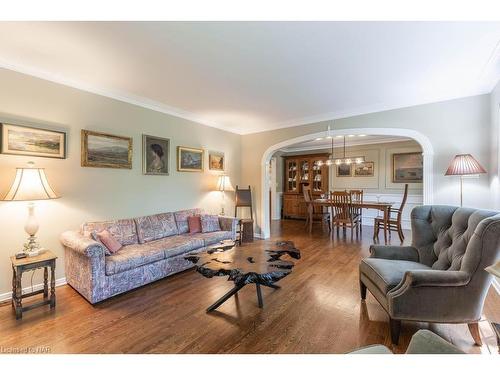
[206,282,280,312]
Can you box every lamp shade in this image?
[445,154,486,176]
[216,175,234,192]
[2,166,59,201]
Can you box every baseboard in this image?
[0,277,67,302]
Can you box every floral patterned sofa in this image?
[60,209,238,304]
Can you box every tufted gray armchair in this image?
[359,205,500,345]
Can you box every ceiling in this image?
[0,21,499,135]
[280,134,414,153]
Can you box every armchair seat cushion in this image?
[360,258,431,294]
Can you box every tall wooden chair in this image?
[374,184,409,242]
[330,191,360,239]
[303,185,330,233]
[234,185,253,244]
[349,189,364,232]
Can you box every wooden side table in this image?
[10,250,57,320]
[238,219,254,244]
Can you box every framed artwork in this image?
[336,163,352,177]
[208,150,225,171]
[353,161,375,177]
[0,123,66,159]
[81,130,132,169]
[177,146,204,172]
[392,152,423,182]
[142,134,170,175]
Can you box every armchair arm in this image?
[60,230,106,258]
[369,245,419,262]
[218,216,239,235]
[398,270,470,288]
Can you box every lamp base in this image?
[23,235,42,257]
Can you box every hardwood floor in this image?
[0,219,498,354]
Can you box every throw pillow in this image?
[188,215,202,234]
[201,214,221,233]
[96,230,123,254]
[91,230,111,256]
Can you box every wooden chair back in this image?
[396,184,409,221]
[234,185,253,219]
[330,191,352,222]
[349,189,364,203]
[302,185,312,203]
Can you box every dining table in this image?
[313,198,394,243]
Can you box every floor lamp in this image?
[445,154,486,207]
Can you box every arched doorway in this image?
[260,127,434,239]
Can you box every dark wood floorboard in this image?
[0,220,498,354]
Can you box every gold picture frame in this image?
[81,130,133,169]
[392,152,423,183]
[353,161,375,177]
[336,163,352,177]
[208,150,225,171]
[0,123,66,159]
[177,146,204,172]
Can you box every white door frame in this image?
[260,127,434,239]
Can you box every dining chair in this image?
[330,191,360,239]
[349,189,364,232]
[374,184,408,242]
[303,185,330,233]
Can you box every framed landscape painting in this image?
[142,134,170,175]
[0,123,66,159]
[177,146,204,172]
[208,150,224,171]
[353,161,375,177]
[81,130,132,169]
[336,163,352,177]
[392,152,423,182]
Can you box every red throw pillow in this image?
[188,215,202,234]
[96,230,122,254]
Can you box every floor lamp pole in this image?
[460,175,463,207]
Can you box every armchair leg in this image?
[389,318,401,345]
[360,280,367,300]
[468,322,483,346]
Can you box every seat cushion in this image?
[360,258,431,294]
[182,231,233,246]
[135,212,178,243]
[105,236,204,275]
[201,214,221,233]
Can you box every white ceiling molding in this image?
[0,60,239,135]
[279,136,413,153]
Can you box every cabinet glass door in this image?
[312,159,325,193]
[300,160,310,184]
[286,160,298,192]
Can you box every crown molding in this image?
[279,136,413,153]
[0,60,240,135]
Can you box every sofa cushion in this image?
[174,208,202,234]
[96,230,122,254]
[201,214,221,233]
[188,215,202,234]
[105,243,165,275]
[104,235,204,275]
[183,231,233,246]
[360,258,431,294]
[135,212,178,243]
[82,218,138,246]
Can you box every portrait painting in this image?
[0,123,66,159]
[177,146,204,172]
[143,134,170,175]
[208,151,224,171]
[81,130,132,169]
[393,152,423,182]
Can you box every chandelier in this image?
[318,123,365,166]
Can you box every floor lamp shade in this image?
[444,154,486,207]
[445,154,486,176]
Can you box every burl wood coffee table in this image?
[185,240,300,312]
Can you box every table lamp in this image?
[445,154,486,206]
[2,161,59,256]
[216,174,234,216]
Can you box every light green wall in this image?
[0,68,241,297]
[242,94,492,235]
